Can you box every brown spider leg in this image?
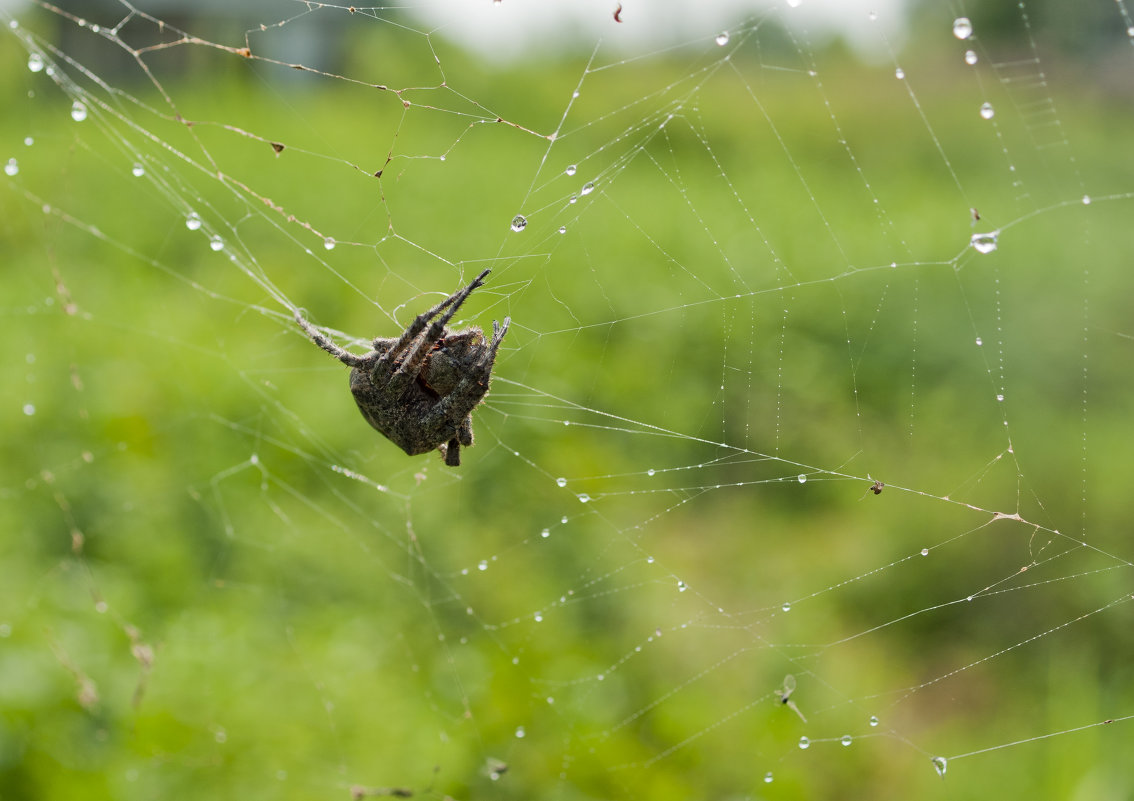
[386,269,490,393]
[294,310,368,368]
[476,317,510,370]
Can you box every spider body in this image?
[295,269,508,466]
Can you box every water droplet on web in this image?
[4,158,18,176]
[715,31,730,46]
[70,100,88,122]
[95,600,108,613]
[975,336,983,346]
[841,734,853,746]
[323,236,336,250]
[979,102,995,120]
[931,756,947,776]
[23,404,36,416]
[477,560,488,571]
[786,0,802,7]
[208,235,224,251]
[561,515,567,524]
[996,393,1004,402]
[1082,194,1092,205]
[558,225,566,235]
[869,715,879,727]
[515,726,525,738]
[965,49,978,65]
[510,214,527,232]
[970,232,998,254]
[568,194,578,205]
[556,477,567,487]
[781,601,791,612]
[646,468,655,476]
[577,493,591,503]
[214,728,227,744]
[580,182,595,196]
[534,612,543,622]
[27,52,44,72]
[131,162,145,177]
[797,474,807,483]
[1127,25,1134,38]
[677,580,687,592]
[895,67,905,80]
[920,548,929,556]
[185,212,202,231]
[798,736,810,750]
[952,17,973,40]
[23,136,33,146]
[763,771,774,783]
[565,164,576,176]
[540,528,550,538]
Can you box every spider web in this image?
[3,1,1134,798]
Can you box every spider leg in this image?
[294,310,367,368]
[441,437,462,466]
[385,269,491,393]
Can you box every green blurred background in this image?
[2,1,1134,799]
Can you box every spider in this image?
[294,269,509,466]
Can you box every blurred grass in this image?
[3,6,1134,801]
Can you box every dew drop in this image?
[214,728,227,744]
[931,756,947,777]
[781,601,791,612]
[677,580,687,592]
[646,468,655,476]
[23,137,33,146]
[970,232,998,254]
[1128,25,1134,38]
[510,214,527,233]
[22,404,35,416]
[95,600,108,613]
[580,181,595,196]
[715,31,730,46]
[798,736,810,750]
[975,336,983,346]
[895,67,905,80]
[996,393,1004,402]
[185,212,202,231]
[577,493,591,503]
[920,548,929,556]
[515,726,525,738]
[4,158,18,177]
[786,0,802,7]
[869,715,880,727]
[565,164,577,176]
[952,17,973,40]
[561,515,568,524]
[27,52,46,73]
[556,477,567,488]
[763,771,774,783]
[70,100,88,122]
[208,235,224,251]
[533,612,543,622]
[979,102,995,120]
[841,734,853,747]
[568,194,578,205]
[131,162,145,177]
[558,225,566,235]
[797,474,807,483]
[323,236,336,250]
[965,49,978,65]
[1081,194,1092,205]
[540,528,550,538]
[477,560,488,571]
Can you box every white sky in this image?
[406,0,909,63]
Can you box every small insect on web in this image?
[294,269,510,466]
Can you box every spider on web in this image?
[295,269,509,466]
